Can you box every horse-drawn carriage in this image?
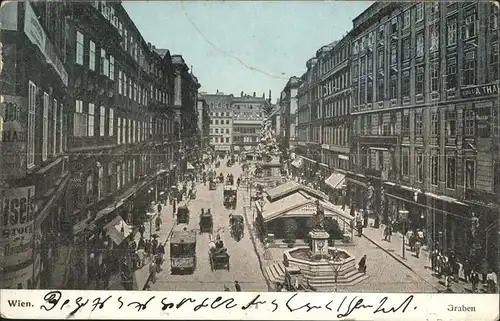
[223,186,237,209]
[199,211,213,234]
[177,205,190,224]
[229,214,244,241]
[208,236,230,271]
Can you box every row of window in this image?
[210,119,230,125]
[322,70,350,97]
[28,81,64,168]
[400,149,476,189]
[322,126,349,147]
[210,111,231,117]
[320,44,349,76]
[233,136,258,143]
[211,137,231,144]
[324,96,349,118]
[73,100,174,142]
[354,107,487,138]
[76,30,170,107]
[210,128,231,134]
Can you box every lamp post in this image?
[329,259,343,292]
[399,209,409,259]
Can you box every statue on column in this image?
[314,199,325,231]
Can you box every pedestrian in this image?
[157,203,162,214]
[349,204,356,217]
[224,285,230,291]
[414,238,421,259]
[139,224,145,239]
[152,238,158,255]
[157,243,165,267]
[234,280,241,292]
[358,255,367,273]
[149,258,157,284]
[463,259,471,283]
[470,269,480,293]
[486,270,498,293]
[155,216,162,231]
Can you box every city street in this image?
[150,160,268,291]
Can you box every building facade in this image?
[200,91,234,153]
[0,1,201,289]
[279,77,300,152]
[196,95,210,152]
[231,92,268,152]
[347,2,499,267]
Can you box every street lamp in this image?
[329,259,343,292]
[399,209,409,259]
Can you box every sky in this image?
[123,1,372,103]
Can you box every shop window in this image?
[402,148,410,175]
[446,155,456,189]
[416,151,424,182]
[464,159,476,189]
[431,152,439,185]
[88,103,95,137]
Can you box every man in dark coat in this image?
[234,280,241,292]
[358,255,367,273]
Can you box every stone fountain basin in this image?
[283,246,356,278]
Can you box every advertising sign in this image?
[1,186,36,267]
[23,2,68,86]
[1,96,27,180]
[461,83,500,99]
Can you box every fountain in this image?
[281,200,368,288]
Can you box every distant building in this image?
[279,77,301,151]
[200,91,234,153]
[197,95,210,151]
[231,91,269,152]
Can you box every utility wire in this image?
[179,1,288,80]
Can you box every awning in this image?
[104,215,132,245]
[324,172,345,189]
[186,162,194,170]
[291,157,303,168]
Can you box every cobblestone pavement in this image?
[150,159,268,291]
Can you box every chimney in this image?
[253,92,256,97]
[268,89,272,103]
[240,91,243,97]
[262,92,265,98]
[216,89,219,94]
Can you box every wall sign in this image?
[460,83,500,99]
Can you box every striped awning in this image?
[324,172,345,189]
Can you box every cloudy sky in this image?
[123,1,372,102]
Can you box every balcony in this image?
[68,136,116,152]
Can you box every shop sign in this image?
[23,2,68,86]
[1,97,27,180]
[460,83,500,99]
[1,186,36,267]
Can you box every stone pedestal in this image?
[309,229,330,257]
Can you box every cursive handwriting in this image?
[286,293,322,312]
[373,295,415,314]
[127,296,155,312]
[37,290,418,317]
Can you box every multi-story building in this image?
[318,37,351,173]
[0,1,201,289]
[348,2,499,267]
[279,77,300,151]
[231,92,269,152]
[200,91,234,154]
[196,94,210,151]
[296,56,324,178]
